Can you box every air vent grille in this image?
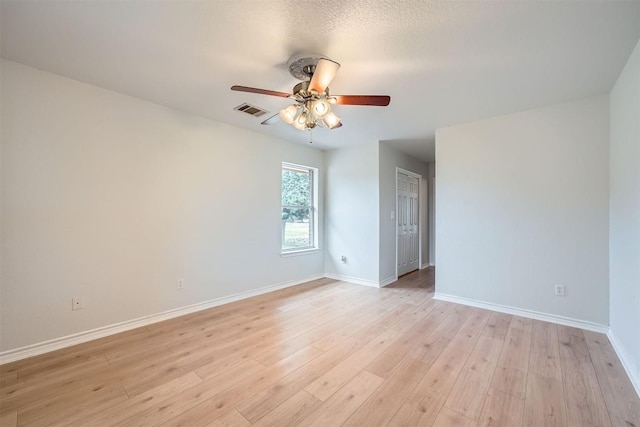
[234,103,269,117]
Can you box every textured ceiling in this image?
[2,1,639,162]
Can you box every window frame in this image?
[281,162,319,255]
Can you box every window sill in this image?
[280,248,321,257]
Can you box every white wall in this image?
[435,95,610,326]
[0,60,325,352]
[378,143,430,283]
[609,38,640,391]
[324,145,380,285]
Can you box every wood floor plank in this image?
[311,303,413,352]
[523,372,567,427]
[432,407,477,427]
[0,362,20,378]
[251,390,322,427]
[1,359,117,411]
[481,312,512,340]
[365,307,452,379]
[387,393,446,427]
[510,316,533,332]
[6,347,186,411]
[63,372,203,426]
[251,336,325,368]
[588,349,640,427]
[387,299,438,331]
[478,388,524,427]
[382,301,437,331]
[113,360,266,427]
[562,359,613,427]
[1,356,112,408]
[193,351,254,382]
[157,347,329,426]
[473,336,505,363]
[529,320,562,381]
[105,340,175,365]
[387,299,440,332]
[234,337,361,423]
[10,327,149,377]
[557,325,591,362]
[18,383,128,427]
[299,370,384,427]
[387,345,471,426]
[14,353,109,382]
[344,356,432,426]
[0,411,17,427]
[304,327,401,401]
[202,409,251,427]
[0,370,18,389]
[445,351,497,420]
[120,344,252,397]
[401,344,470,402]
[409,333,451,365]
[490,366,527,399]
[497,327,532,372]
[448,309,492,353]
[582,330,615,354]
[430,304,474,340]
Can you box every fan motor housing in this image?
[292,81,329,99]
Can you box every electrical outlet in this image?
[72,297,84,310]
[177,279,184,290]
[555,285,565,297]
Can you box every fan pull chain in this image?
[308,129,313,144]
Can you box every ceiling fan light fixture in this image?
[279,104,298,124]
[293,111,307,130]
[312,99,331,118]
[323,112,341,129]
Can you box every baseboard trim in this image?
[0,274,324,365]
[433,292,609,333]
[324,273,380,288]
[607,330,640,398]
[379,276,397,287]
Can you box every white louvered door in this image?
[397,171,419,276]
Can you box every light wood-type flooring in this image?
[1,268,639,426]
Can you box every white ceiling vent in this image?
[234,103,268,117]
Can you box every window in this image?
[281,163,318,252]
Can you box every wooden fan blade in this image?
[231,85,291,98]
[260,114,280,125]
[308,58,340,93]
[333,95,391,106]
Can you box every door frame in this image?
[396,167,423,279]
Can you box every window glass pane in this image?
[282,207,311,249]
[282,168,311,207]
[281,163,316,252]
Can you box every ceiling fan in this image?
[231,54,390,131]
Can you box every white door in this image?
[397,171,419,276]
